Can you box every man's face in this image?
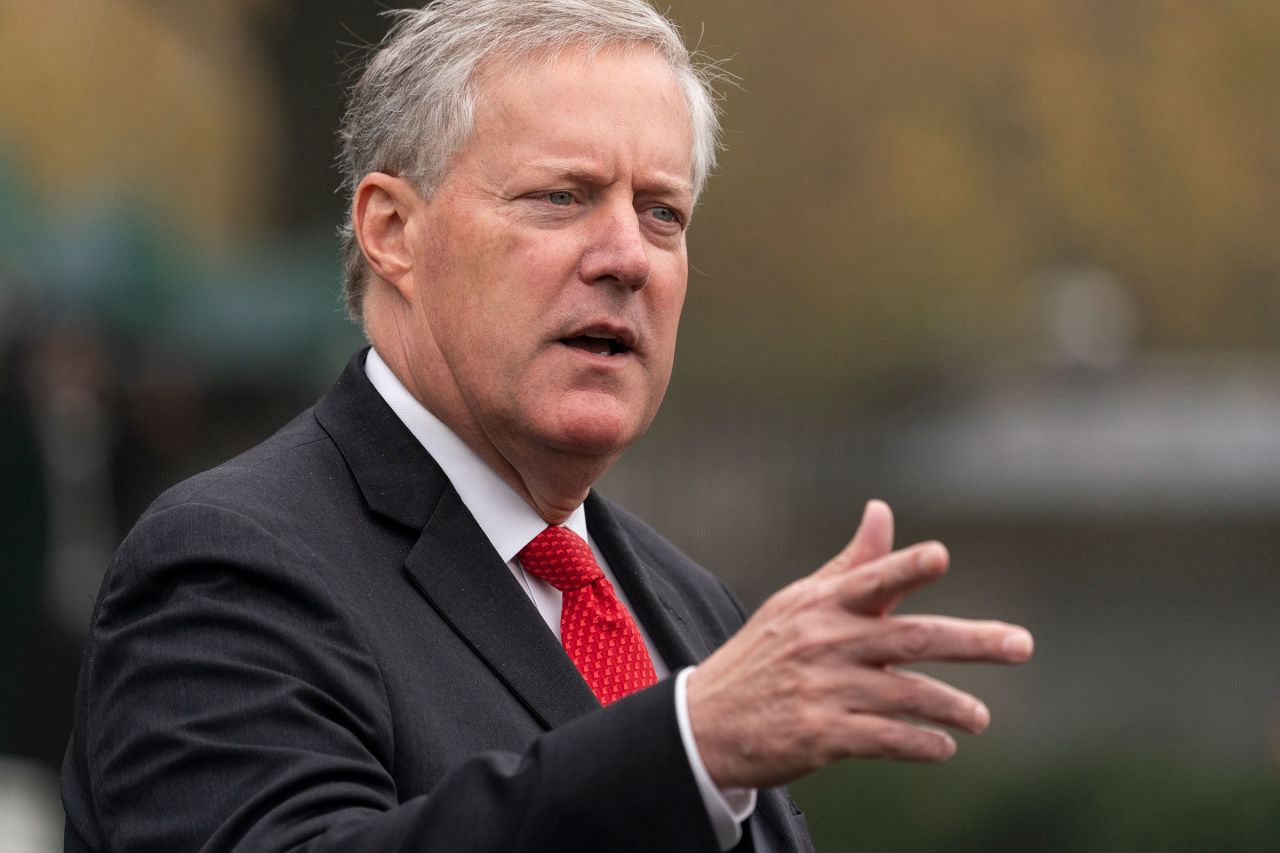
[399,45,694,470]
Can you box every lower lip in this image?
[558,342,634,365]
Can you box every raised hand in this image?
[687,500,1034,789]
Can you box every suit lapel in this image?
[404,486,600,729]
[314,349,441,531]
[586,493,708,671]
[316,350,598,730]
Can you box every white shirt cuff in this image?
[674,666,757,850]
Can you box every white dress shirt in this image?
[364,348,753,850]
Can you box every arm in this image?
[64,502,717,853]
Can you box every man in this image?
[62,2,1033,851]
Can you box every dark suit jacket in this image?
[61,351,812,853]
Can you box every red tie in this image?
[517,526,658,705]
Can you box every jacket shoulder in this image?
[145,406,335,518]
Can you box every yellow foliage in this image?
[0,0,285,244]
[667,0,1280,383]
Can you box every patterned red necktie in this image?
[517,525,658,705]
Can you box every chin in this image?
[547,403,649,459]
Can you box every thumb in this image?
[817,499,894,578]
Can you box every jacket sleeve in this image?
[62,501,720,853]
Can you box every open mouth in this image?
[561,334,630,356]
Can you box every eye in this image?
[547,191,574,206]
[647,205,686,231]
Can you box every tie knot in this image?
[517,526,604,592]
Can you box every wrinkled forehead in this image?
[465,42,694,156]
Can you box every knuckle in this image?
[773,666,816,710]
[791,713,821,752]
[873,723,912,756]
[863,566,886,600]
[792,669,825,705]
[878,724,949,761]
[781,576,832,615]
[794,706,840,759]
[787,617,842,663]
[900,622,932,657]
[896,681,928,717]
[835,568,880,612]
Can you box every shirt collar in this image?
[364,347,588,562]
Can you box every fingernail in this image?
[915,544,942,571]
[1002,631,1033,659]
[973,702,990,732]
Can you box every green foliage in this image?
[790,749,1280,852]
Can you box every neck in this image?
[495,443,618,525]
[444,414,614,526]
[367,312,611,525]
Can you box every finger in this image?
[816,499,895,580]
[851,616,1035,666]
[839,715,957,763]
[837,541,949,616]
[842,667,991,735]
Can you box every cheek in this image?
[649,265,688,339]
[420,223,519,332]
[516,232,582,285]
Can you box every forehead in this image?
[463,44,695,186]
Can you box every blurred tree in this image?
[663,0,1280,391]
[0,0,287,245]
[2,0,1277,384]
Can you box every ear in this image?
[352,173,421,300]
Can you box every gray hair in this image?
[337,0,724,320]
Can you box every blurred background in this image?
[2,0,1278,849]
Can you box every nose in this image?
[578,204,651,290]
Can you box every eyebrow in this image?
[525,161,694,199]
